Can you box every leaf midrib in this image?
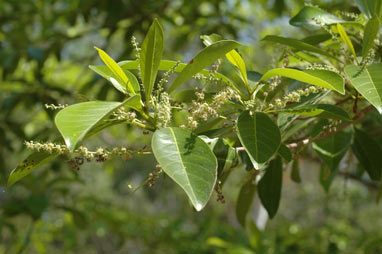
[168,128,198,204]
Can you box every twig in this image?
[286,105,375,148]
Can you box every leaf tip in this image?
[194,203,204,211]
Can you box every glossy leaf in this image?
[262,35,336,60]
[352,129,382,181]
[336,23,358,63]
[168,40,242,93]
[313,131,352,170]
[151,127,217,211]
[258,156,283,219]
[55,95,141,151]
[276,104,350,121]
[278,144,292,162]
[94,47,135,94]
[344,63,382,114]
[260,68,345,95]
[8,152,59,187]
[290,6,345,30]
[362,17,380,60]
[236,111,281,169]
[291,158,301,183]
[236,178,256,226]
[140,19,164,105]
[89,65,140,94]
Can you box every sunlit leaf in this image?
[290,6,345,30]
[89,65,140,94]
[168,40,242,93]
[140,19,164,105]
[260,68,345,94]
[345,63,382,114]
[55,95,141,151]
[336,23,358,63]
[152,127,217,211]
[94,47,135,94]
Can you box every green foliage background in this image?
[0,0,381,253]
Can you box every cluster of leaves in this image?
[8,0,382,228]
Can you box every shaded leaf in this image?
[140,19,164,105]
[276,104,350,121]
[355,0,382,18]
[291,158,301,183]
[262,35,336,60]
[258,156,283,219]
[168,40,242,93]
[352,129,382,181]
[260,68,345,94]
[313,130,352,170]
[236,178,256,226]
[345,63,382,114]
[320,164,337,192]
[236,111,281,169]
[55,95,141,151]
[8,152,59,187]
[152,127,217,211]
[278,144,292,162]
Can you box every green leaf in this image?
[260,68,345,94]
[205,138,237,177]
[362,17,380,60]
[226,50,248,86]
[236,178,256,226]
[89,65,140,94]
[301,33,332,44]
[278,144,292,162]
[201,34,248,88]
[276,104,350,121]
[290,6,345,30]
[313,131,352,170]
[344,63,382,114]
[355,0,382,18]
[140,19,164,105]
[8,152,59,187]
[320,165,337,192]
[119,59,236,90]
[236,111,281,169]
[352,129,382,181]
[262,35,336,60]
[168,40,242,93]
[151,127,217,211]
[55,95,141,151]
[336,23,358,63]
[258,156,283,219]
[291,158,301,183]
[94,47,135,95]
